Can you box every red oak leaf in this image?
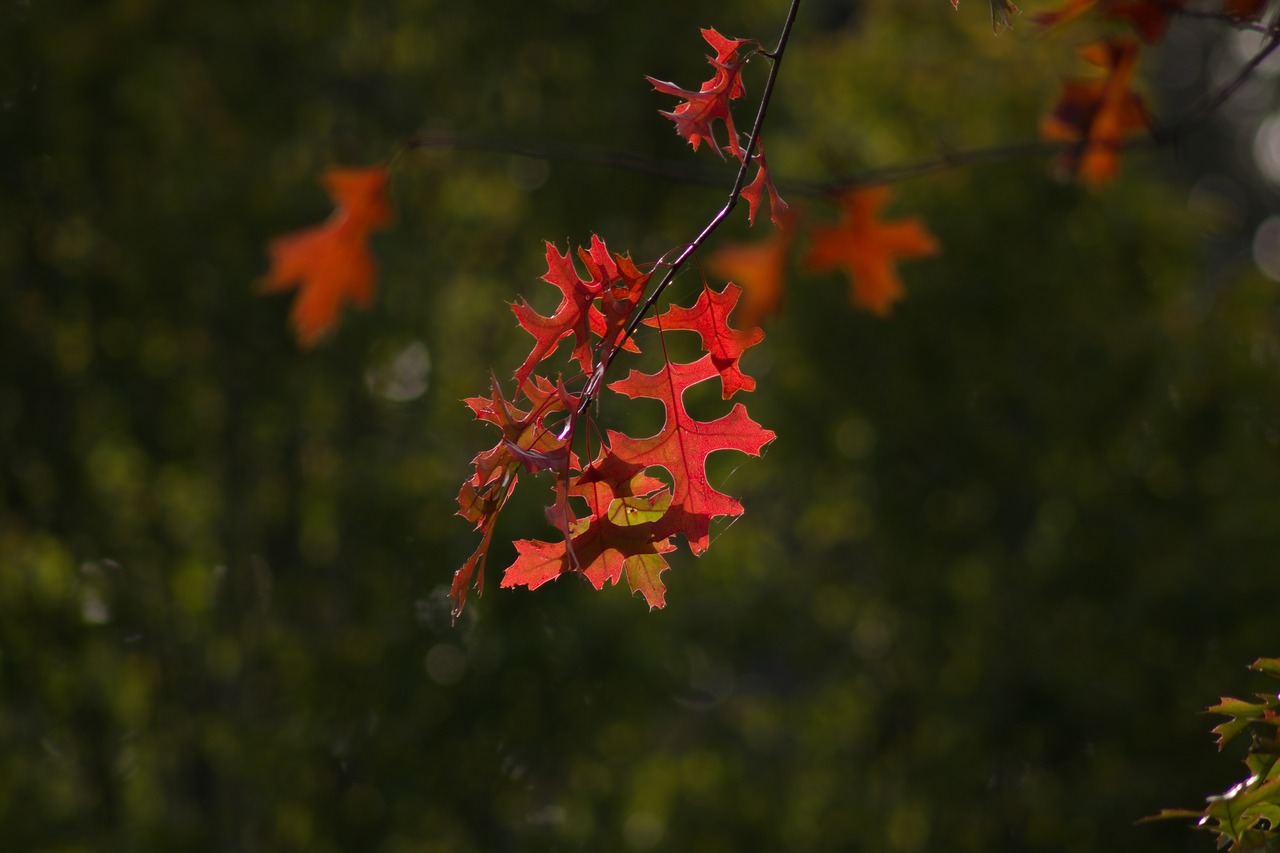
[260,166,392,347]
[501,452,675,608]
[452,374,577,618]
[589,248,650,367]
[803,187,939,316]
[645,283,764,399]
[706,206,798,328]
[607,352,775,555]
[512,236,648,390]
[741,139,790,228]
[647,28,750,160]
[1041,39,1149,186]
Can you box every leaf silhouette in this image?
[260,166,392,347]
[803,187,938,316]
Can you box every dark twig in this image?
[1152,27,1280,141]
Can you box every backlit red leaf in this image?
[646,28,751,160]
[644,283,764,399]
[607,351,775,555]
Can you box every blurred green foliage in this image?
[2,0,1277,850]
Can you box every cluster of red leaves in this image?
[260,167,393,347]
[451,236,775,618]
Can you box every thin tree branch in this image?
[402,24,1280,207]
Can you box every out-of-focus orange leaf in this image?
[260,166,393,347]
[1041,40,1149,187]
[803,188,938,316]
[606,352,775,557]
[705,207,797,328]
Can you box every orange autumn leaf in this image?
[803,188,938,316]
[1041,39,1149,187]
[705,207,797,328]
[260,166,393,347]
